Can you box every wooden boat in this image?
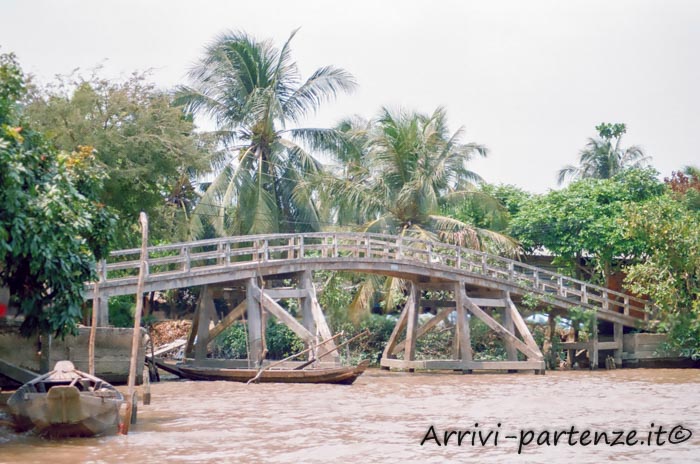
[7,360,124,437]
[176,359,370,385]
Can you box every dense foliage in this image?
[510,168,665,282]
[443,183,531,233]
[177,29,356,237]
[25,71,211,247]
[622,194,700,358]
[213,320,305,360]
[0,53,115,337]
[318,107,513,250]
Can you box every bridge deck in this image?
[86,232,654,329]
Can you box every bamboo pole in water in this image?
[122,212,148,434]
[88,279,99,376]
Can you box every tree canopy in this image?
[0,53,115,337]
[318,107,515,251]
[443,183,531,233]
[510,168,665,282]
[25,71,212,247]
[176,29,356,237]
[622,193,700,358]
[557,122,651,185]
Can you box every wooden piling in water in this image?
[142,365,151,405]
[123,212,148,434]
[88,280,99,376]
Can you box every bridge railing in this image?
[97,232,654,321]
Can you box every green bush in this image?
[109,295,135,328]
[416,326,454,359]
[332,313,397,365]
[213,322,248,359]
[470,318,508,360]
[265,320,305,359]
[212,319,305,360]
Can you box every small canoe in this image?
[7,360,124,438]
[177,359,370,385]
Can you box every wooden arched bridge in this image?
[86,232,654,373]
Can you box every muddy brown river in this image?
[1,368,698,463]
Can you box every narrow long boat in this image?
[177,359,370,385]
[7,360,123,437]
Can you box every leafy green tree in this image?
[557,123,651,185]
[25,71,211,247]
[443,183,532,233]
[176,29,356,236]
[0,52,23,126]
[0,53,116,337]
[622,194,700,358]
[510,168,665,282]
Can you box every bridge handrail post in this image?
[426,243,433,263]
[456,247,462,269]
[602,290,609,311]
[581,284,588,304]
[333,234,339,258]
[365,237,370,258]
[263,239,269,262]
[216,242,224,266]
[397,237,403,258]
[181,246,190,272]
[299,235,305,259]
[99,259,107,282]
[481,253,487,275]
[225,243,231,266]
[624,295,630,316]
[533,270,540,290]
[287,237,294,259]
[557,276,564,296]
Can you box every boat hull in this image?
[9,386,122,437]
[7,361,124,438]
[177,360,370,385]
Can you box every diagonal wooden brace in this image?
[463,293,543,360]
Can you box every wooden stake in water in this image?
[122,212,149,434]
[88,279,99,376]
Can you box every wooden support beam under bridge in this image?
[380,283,545,374]
[183,274,340,368]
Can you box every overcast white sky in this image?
[1,0,698,193]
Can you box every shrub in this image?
[212,319,305,360]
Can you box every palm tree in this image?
[176,29,356,236]
[557,123,650,185]
[320,107,512,246]
[315,107,516,319]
